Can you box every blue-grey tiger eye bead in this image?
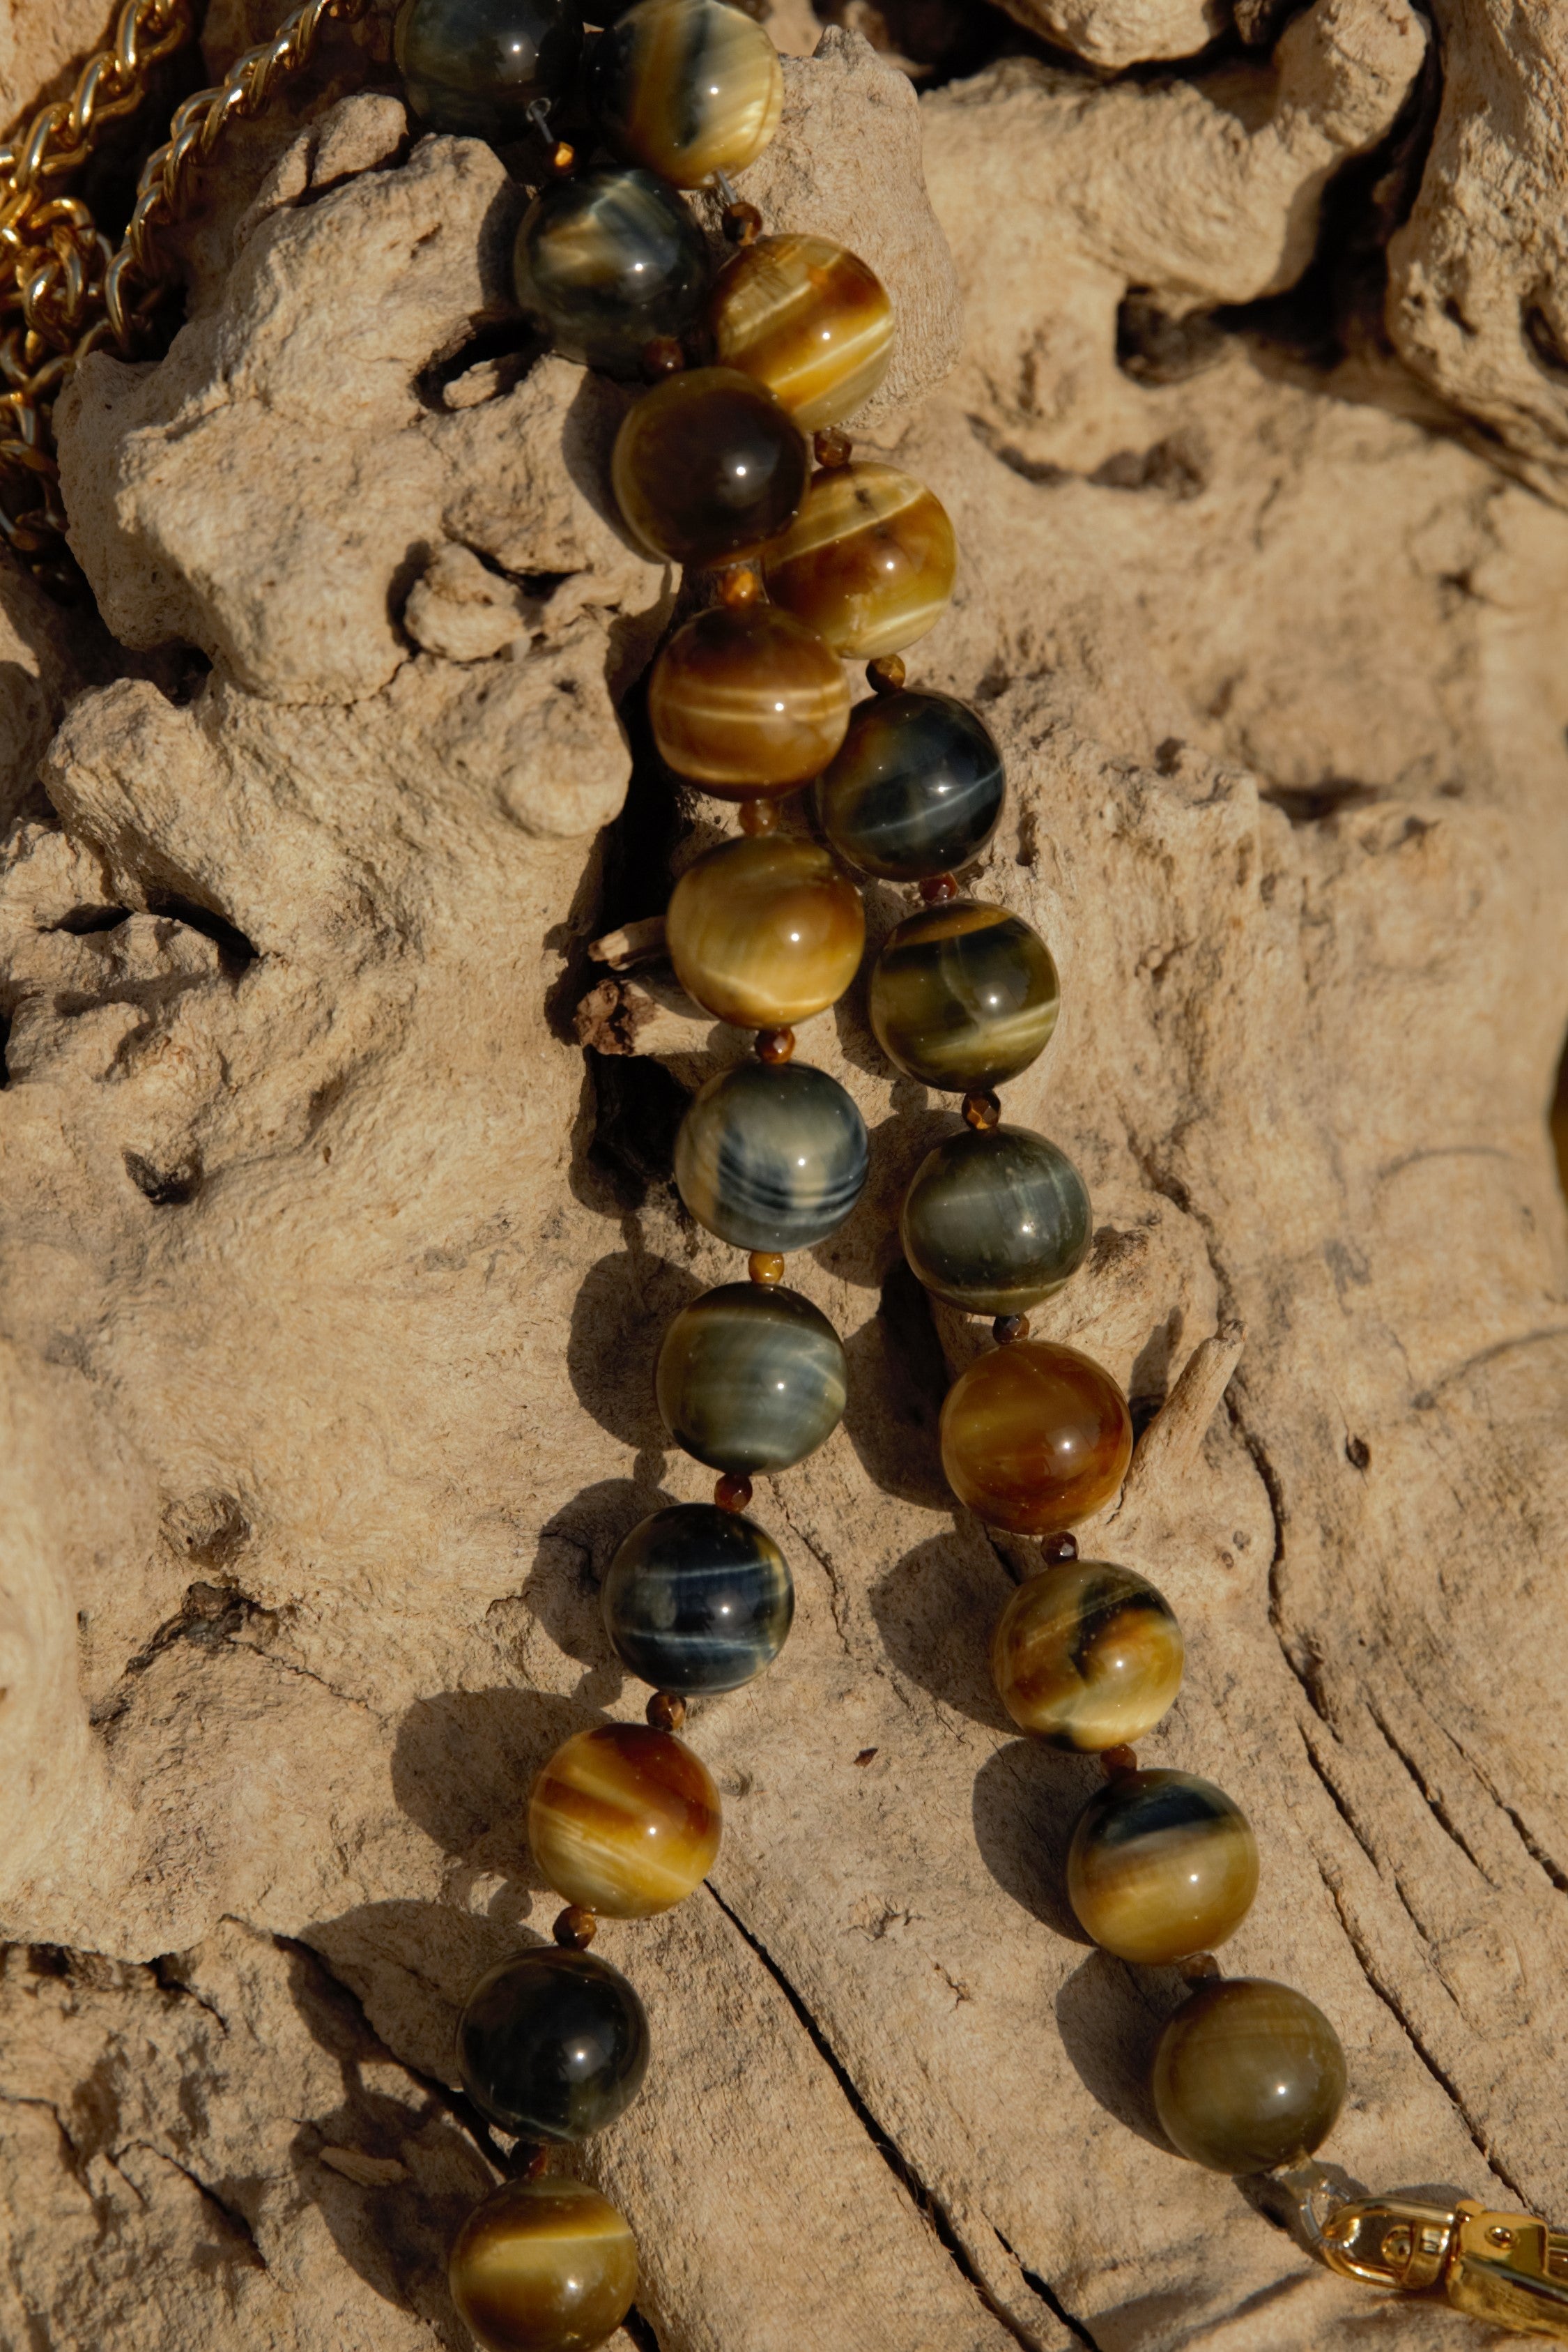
[901,1124,1089,1316]
[456,1946,650,2143]
[514,167,709,376]
[675,1060,868,1253]
[656,1283,846,1474]
[1153,1978,1347,2174]
[870,899,1059,1092]
[394,0,585,141]
[1068,1769,1259,1965]
[816,690,1006,884]
[591,0,783,189]
[604,1502,793,1692]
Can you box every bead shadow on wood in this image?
[512,1476,688,1706]
[390,1687,610,1883]
[866,1532,1017,1730]
[968,1738,1102,1946]
[1052,1948,1186,2155]
[838,1259,954,1509]
[567,1250,703,1465]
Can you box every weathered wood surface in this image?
[2,2,1567,2346]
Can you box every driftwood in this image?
[1,0,1567,2346]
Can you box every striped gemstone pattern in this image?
[590,0,783,187]
[900,1124,1090,1315]
[817,689,1006,883]
[448,2174,637,2352]
[613,368,809,569]
[1068,1769,1259,1964]
[991,1558,1184,1750]
[675,1060,868,1251]
[711,234,894,429]
[1153,1978,1347,2174]
[940,1338,1132,1534]
[457,1947,650,2142]
[667,835,866,1029]
[656,1281,847,1473]
[528,1722,721,1917]
[395,0,584,139]
[650,604,851,791]
[870,899,1059,1092]
[762,461,956,658]
[604,1502,794,1693]
[513,166,709,376]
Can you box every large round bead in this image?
[710,234,893,429]
[666,837,865,1029]
[870,900,1059,1092]
[940,1338,1132,1534]
[1068,1769,1259,1965]
[456,1948,650,2143]
[395,0,584,140]
[613,368,808,569]
[816,689,1005,883]
[449,2175,636,2352]
[762,461,956,658]
[528,1723,721,1918]
[603,1502,794,1693]
[650,605,850,793]
[656,1282,846,1473]
[675,1060,868,1251]
[513,167,708,376]
[1153,1978,1347,2174]
[991,1559,1184,1750]
[591,0,783,187]
[901,1125,1090,1316]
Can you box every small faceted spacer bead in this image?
[646,1690,689,1732]
[715,1472,753,1513]
[552,1904,599,1949]
[755,1025,796,1064]
[643,334,686,379]
[723,199,763,245]
[962,1088,1002,1130]
[749,1250,786,1285]
[547,138,576,175]
[921,873,959,904]
[1042,1530,1079,1564]
[866,654,906,694]
[519,2145,552,2181]
[1181,1951,1222,1983]
[1101,1744,1139,1779]
[814,426,853,468]
[739,796,779,835]
[716,563,762,609]
[993,1313,1030,1345]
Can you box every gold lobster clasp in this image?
[1316,2190,1568,2339]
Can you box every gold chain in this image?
[0,0,369,578]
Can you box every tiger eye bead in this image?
[991,1559,1185,1750]
[710,234,894,430]
[940,1339,1132,1534]
[656,1281,847,1473]
[603,1502,793,1693]
[449,2176,637,2352]
[1153,1978,1347,2174]
[650,605,850,793]
[513,167,709,376]
[762,461,956,659]
[395,0,584,141]
[591,0,784,188]
[675,1059,868,1252]
[1067,1769,1259,1965]
[816,691,1005,883]
[870,900,1059,1092]
[456,1948,650,2142]
[666,837,866,1029]
[613,369,809,570]
[900,1125,1091,1316]
[529,1722,721,1918]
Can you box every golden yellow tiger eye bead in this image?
[613,368,810,570]
[1067,1769,1259,1965]
[940,1339,1132,1534]
[710,234,895,430]
[649,604,851,793]
[449,2175,637,2352]
[992,1559,1185,1750]
[591,0,783,188]
[666,835,866,1028]
[528,1721,721,1918]
[762,461,956,658]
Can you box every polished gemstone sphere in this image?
[1153,1978,1347,2174]
[762,461,956,658]
[991,1559,1184,1750]
[650,604,850,792]
[666,836,866,1029]
[513,167,709,376]
[901,1124,1090,1316]
[591,0,783,187]
[449,2174,637,2352]
[710,234,893,429]
[675,1060,868,1252]
[457,1948,650,2142]
[870,899,1059,1092]
[940,1338,1132,1534]
[395,0,584,140]
[656,1281,846,1473]
[816,689,1004,883]
[529,1722,721,1917]
[604,1502,794,1692]
[1068,1769,1259,1965]
[613,368,808,568]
